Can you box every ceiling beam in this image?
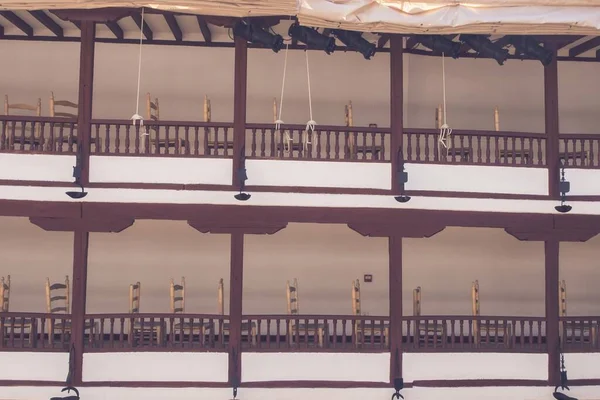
[131,13,153,41]
[197,16,212,43]
[106,21,123,39]
[0,11,33,36]
[406,36,419,50]
[164,13,182,42]
[569,36,600,57]
[377,34,390,49]
[0,23,4,36]
[29,10,63,38]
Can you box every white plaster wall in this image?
[246,160,391,189]
[0,154,74,182]
[565,169,600,196]
[82,353,228,382]
[4,386,600,400]
[0,352,68,381]
[403,353,548,382]
[564,353,600,380]
[242,353,390,382]
[89,156,232,185]
[405,164,548,195]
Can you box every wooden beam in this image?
[196,16,212,43]
[72,20,81,30]
[0,23,4,36]
[389,235,402,383]
[131,13,153,41]
[232,36,247,186]
[188,220,286,235]
[29,11,63,38]
[406,36,419,50]
[545,240,560,386]
[164,13,182,42]
[30,217,134,232]
[544,43,560,199]
[105,21,123,40]
[77,21,95,185]
[505,227,600,242]
[229,233,244,386]
[348,222,445,238]
[0,11,33,36]
[71,230,89,385]
[378,34,390,49]
[390,34,403,194]
[569,36,600,57]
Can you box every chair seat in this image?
[2,317,34,327]
[173,321,211,330]
[292,322,325,331]
[133,321,163,329]
[223,321,256,331]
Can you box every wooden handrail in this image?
[91,119,233,128]
[0,116,77,123]
[405,127,546,139]
[245,123,391,134]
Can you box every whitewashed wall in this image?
[0,352,69,381]
[0,154,74,182]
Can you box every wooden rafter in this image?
[569,36,600,57]
[106,21,123,39]
[0,11,33,36]
[377,34,390,49]
[196,16,212,43]
[164,13,182,42]
[131,13,153,41]
[29,10,63,38]
[0,23,4,36]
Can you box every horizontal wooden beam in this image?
[52,8,135,23]
[348,222,446,238]
[29,217,135,232]
[0,11,33,36]
[188,220,287,235]
[29,10,63,38]
[504,227,600,242]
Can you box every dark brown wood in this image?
[545,239,560,386]
[348,222,445,238]
[406,36,419,50]
[0,23,4,36]
[378,34,390,49]
[544,44,560,198]
[77,20,95,185]
[52,8,135,23]
[0,200,79,218]
[412,379,549,387]
[229,232,244,386]
[105,21,123,40]
[505,227,600,242]
[29,11,63,37]
[0,11,33,36]
[188,220,287,235]
[569,37,600,57]
[390,34,403,193]
[71,230,89,385]
[241,381,392,388]
[197,16,212,43]
[81,381,231,387]
[389,235,402,383]
[164,13,182,42]
[232,36,248,186]
[131,13,153,41]
[29,217,134,232]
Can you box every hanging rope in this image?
[303,50,314,151]
[438,52,452,153]
[275,43,292,153]
[131,7,146,136]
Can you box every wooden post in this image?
[545,239,560,385]
[544,44,560,199]
[232,37,248,186]
[390,35,404,194]
[77,20,95,185]
[229,233,244,385]
[389,235,403,382]
[71,230,89,385]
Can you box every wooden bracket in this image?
[188,220,287,235]
[29,217,134,233]
[348,222,445,238]
[52,8,136,23]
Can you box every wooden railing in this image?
[403,129,547,166]
[560,316,599,351]
[83,314,229,350]
[0,116,78,154]
[560,134,600,168]
[0,312,72,350]
[90,120,234,157]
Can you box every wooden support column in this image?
[389,235,403,383]
[545,239,560,386]
[71,230,89,385]
[232,37,248,186]
[229,232,244,386]
[544,44,560,199]
[390,35,404,194]
[77,20,95,185]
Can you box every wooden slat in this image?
[164,13,182,42]
[106,21,123,40]
[569,36,600,57]
[131,13,153,41]
[197,16,212,43]
[0,11,33,36]
[378,34,390,49]
[29,10,63,37]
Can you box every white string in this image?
[131,7,145,134]
[304,50,314,149]
[438,52,452,151]
[275,43,289,131]
[442,52,447,126]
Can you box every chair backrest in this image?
[146,93,159,123]
[344,101,353,127]
[471,280,480,316]
[204,95,211,122]
[45,276,70,314]
[559,279,567,317]
[5,95,41,116]
[129,282,141,313]
[49,92,77,118]
[413,286,422,316]
[217,278,225,315]
[1,275,10,312]
[286,278,299,315]
[351,278,361,315]
[170,277,185,314]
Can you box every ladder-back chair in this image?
[218,278,256,345]
[45,276,71,337]
[344,101,382,160]
[204,96,233,155]
[286,278,325,347]
[412,286,446,345]
[170,277,209,343]
[4,95,43,149]
[49,92,79,151]
[1,275,10,313]
[2,276,36,345]
[145,93,186,152]
[351,279,388,346]
[129,281,164,345]
[472,280,512,348]
[559,280,597,346]
[170,277,185,314]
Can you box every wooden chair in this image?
[170,277,209,343]
[352,279,388,346]
[344,101,382,160]
[472,280,512,348]
[559,280,597,346]
[49,92,79,150]
[218,278,257,345]
[204,96,233,155]
[3,95,43,149]
[45,276,71,337]
[1,275,36,346]
[129,281,164,345]
[412,286,446,345]
[1,275,9,313]
[287,278,325,347]
[145,93,186,152]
